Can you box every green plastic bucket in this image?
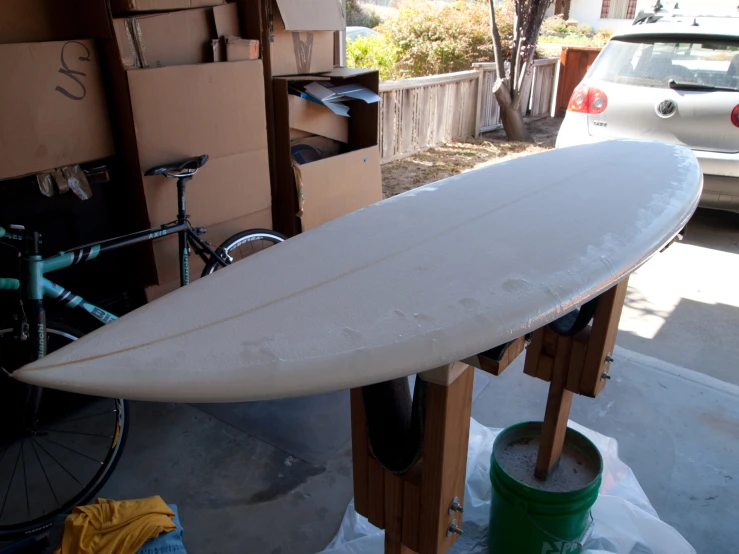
[488,422,602,554]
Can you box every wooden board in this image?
[465,336,526,376]
[13,142,701,402]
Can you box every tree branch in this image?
[512,33,524,94]
[512,60,529,110]
[488,0,506,84]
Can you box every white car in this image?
[556,9,739,212]
[346,26,381,42]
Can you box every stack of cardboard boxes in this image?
[254,0,383,236]
[273,69,382,235]
[0,0,384,305]
[102,0,273,299]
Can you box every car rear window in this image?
[589,36,739,90]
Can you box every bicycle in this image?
[0,154,285,539]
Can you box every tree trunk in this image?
[493,79,533,143]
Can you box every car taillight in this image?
[567,83,608,115]
[732,105,739,128]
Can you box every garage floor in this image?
[96,352,739,554]
[96,209,739,554]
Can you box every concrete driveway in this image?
[618,208,739,385]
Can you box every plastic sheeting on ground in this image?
[320,419,695,554]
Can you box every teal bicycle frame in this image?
[1,226,119,366]
[0,243,118,326]
[1,172,228,366]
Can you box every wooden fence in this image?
[528,58,558,117]
[378,70,481,164]
[378,58,559,163]
[471,63,501,134]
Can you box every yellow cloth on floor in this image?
[55,496,176,554]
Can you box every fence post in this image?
[474,68,484,138]
[551,59,561,118]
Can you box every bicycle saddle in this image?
[145,155,209,176]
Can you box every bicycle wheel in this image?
[202,228,286,277]
[0,319,129,540]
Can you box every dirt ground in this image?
[382,116,563,198]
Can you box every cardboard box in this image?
[293,147,381,231]
[110,0,225,14]
[213,4,241,38]
[112,3,240,68]
[126,60,272,282]
[290,128,314,140]
[148,206,272,288]
[225,36,259,61]
[273,68,381,236]
[0,0,110,44]
[0,40,115,181]
[268,0,345,76]
[288,95,348,143]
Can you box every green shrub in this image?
[346,34,399,80]
[539,33,593,46]
[572,22,593,36]
[346,0,383,28]
[594,28,613,45]
[542,14,569,35]
[345,0,521,79]
[376,0,513,78]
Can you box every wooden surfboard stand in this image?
[349,278,629,553]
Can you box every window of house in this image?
[600,0,637,19]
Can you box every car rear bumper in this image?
[693,150,739,179]
[701,174,739,212]
[693,151,739,212]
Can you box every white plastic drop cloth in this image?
[320,419,695,554]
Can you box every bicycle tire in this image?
[0,319,129,540]
[202,228,286,277]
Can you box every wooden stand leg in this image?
[350,387,386,527]
[351,364,473,554]
[419,366,474,554]
[525,280,630,480]
[385,473,414,554]
[350,388,370,515]
[535,335,574,480]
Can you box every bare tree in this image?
[489,0,553,142]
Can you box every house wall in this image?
[567,0,648,32]
[566,0,738,32]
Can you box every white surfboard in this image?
[13,141,701,402]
